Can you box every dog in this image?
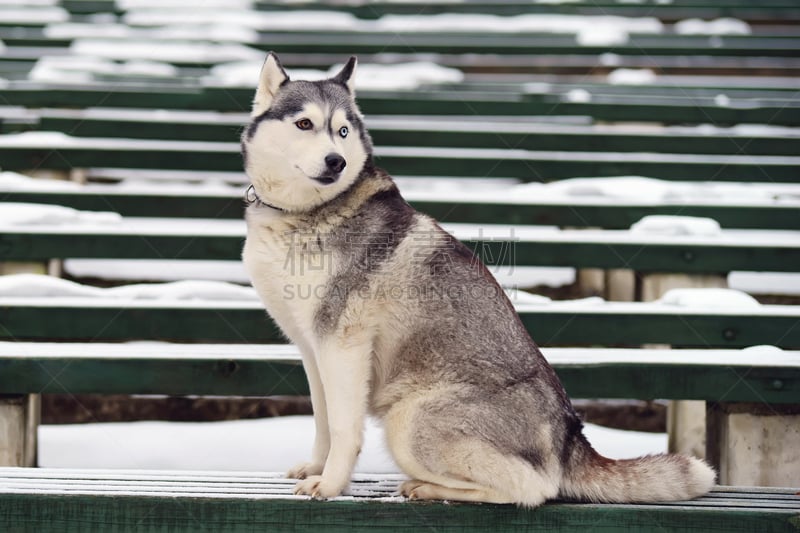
[241,52,715,506]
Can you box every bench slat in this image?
[2,185,799,230]
[2,139,797,181]
[1,221,798,273]
[0,342,797,402]
[1,299,797,347]
[1,85,798,124]
[0,468,796,533]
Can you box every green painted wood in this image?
[58,0,800,21]
[1,142,797,182]
[4,32,800,57]
[1,85,798,125]
[0,302,798,347]
[0,488,798,533]
[1,226,797,273]
[2,189,798,229]
[7,112,798,157]
[0,354,797,402]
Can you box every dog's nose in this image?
[325,153,346,173]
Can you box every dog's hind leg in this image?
[384,392,560,507]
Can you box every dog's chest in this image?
[243,218,336,344]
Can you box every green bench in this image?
[1,215,798,274]
[2,83,798,124]
[2,133,798,182]
[3,178,799,229]
[0,469,795,533]
[0,342,798,531]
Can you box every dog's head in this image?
[241,52,373,212]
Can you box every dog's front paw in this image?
[287,461,324,480]
[293,475,345,499]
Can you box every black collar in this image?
[245,184,285,212]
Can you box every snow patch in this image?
[0,203,122,227]
[576,25,628,46]
[564,88,592,103]
[0,275,259,302]
[70,39,263,63]
[38,415,666,472]
[374,14,662,35]
[607,68,657,85]
[535,176,672,202]
[714,94,731,107]
[658,288,761,309]
[119,0,254,8]
[124,9,359,31]
[209,60,463,90]
[45,22,259,43]
[30,56,178,83]
[0,6,67,23]
[0,171,81,191]
[674,18,751,35]
[630,215,721,237]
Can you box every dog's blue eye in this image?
[339,126,348,138]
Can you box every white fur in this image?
[243,103,368,212]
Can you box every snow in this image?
[674,18,751,35]
[630,215,722,237]
[209,60,463,90]
[65,259,252,283]
[30,56,178,84]
[564,88,592,103]
[119,0,254,8]
[70,39,264,63]
[658,288,761,310]
[512,176,800,205]
[4,342,796,367]
[715,94,731,107]
[45,22,260,43]
[0,6,67,23]
[0,203,121,227]
[729,272,800,296]
[123,9,360,31]
[374,13,663,36]
[607,68,657,85]
[37,415,666,473]
[0,274,259,302]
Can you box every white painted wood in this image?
[1,342,798,365]
[708,403,800,487]
[0,395,37,467]
[576,268,605,297]
[605,268,635,301]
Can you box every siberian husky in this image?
[241,52,715,506]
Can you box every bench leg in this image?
[0,395,40,467]
[707,402,800,486]
[641,272,728,459]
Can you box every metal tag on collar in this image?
[245,184,259,205]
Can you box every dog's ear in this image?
[332,56,357,93]
[252,52,289,116]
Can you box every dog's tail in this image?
[559,433,716,503]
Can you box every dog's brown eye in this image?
[295,119,313,130]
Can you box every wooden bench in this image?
[1,179,799,230]
[0,342,798,492]
[0,468,796,532]
[1,1,798,527]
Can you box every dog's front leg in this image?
[293,338,371,499]
[287,350,330,479]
